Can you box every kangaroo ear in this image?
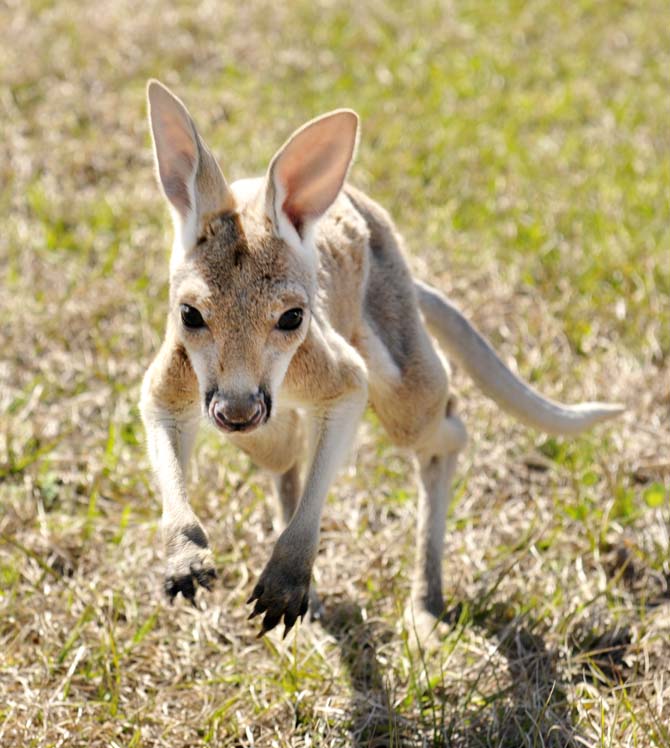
[147,80,234,246]
[267,109,359,243]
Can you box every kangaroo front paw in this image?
[247,558,311,638]
[164,555,217,605]
[163,522,217,605]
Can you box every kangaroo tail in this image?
[415,280,624,436]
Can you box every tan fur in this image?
[141,80,622,639]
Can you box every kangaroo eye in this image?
[276,308,304,331]
[180,304,206,329]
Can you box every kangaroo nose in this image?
[209,391,267,432]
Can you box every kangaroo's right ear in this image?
[266,109,359,250]
[147,80,234,248]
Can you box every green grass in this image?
[1,0,669,745]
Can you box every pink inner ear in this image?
[273,111,357,236]
[282,146,341,222]
[149,86,199,219]
[160,149,196,214]
[155,121,197,216]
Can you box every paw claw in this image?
[248,602,266,621]
[164,555,216,605]
[246,582,263,605]
[260,609,283,634]
[193,565,217,592]
[283,608,298,633]
[282,618,297,640]
[246,562,313,638]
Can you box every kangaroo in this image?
[140,79,624,639]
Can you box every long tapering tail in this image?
[415,280,624,436]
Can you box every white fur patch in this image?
[360,321,402,393]
[268,180,318,276]
[169,171,198,273]
[230,177,263,207]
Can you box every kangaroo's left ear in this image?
[266,109,359,245]
[147,79,235,249]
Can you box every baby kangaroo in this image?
[140,80,623,638]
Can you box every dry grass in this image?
[1,0,669,745]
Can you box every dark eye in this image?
[180,304,206,329]
[276,308,304,331]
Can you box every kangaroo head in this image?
[147,80,358,432]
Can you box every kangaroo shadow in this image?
[452,604,585,747]
[319,598,416,747]
[319,595,597,747]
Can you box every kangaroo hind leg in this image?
[411,396,467,624]
[366,322,467,633]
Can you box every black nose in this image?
[209,391,268,432]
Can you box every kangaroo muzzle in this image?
[208,390,271,433]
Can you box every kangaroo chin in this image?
[139,79,624,640]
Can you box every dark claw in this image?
[164,577,178,600]
[246,582,264,605]
[248,598,267,620]
[284,610,298,630]
[182,580,196,603]
[167,575,195,602]
[260,608,283,634]
[164,564,216,605]
[282,612,297,639]
[193,565,217,591]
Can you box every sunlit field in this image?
[1,0,669,745]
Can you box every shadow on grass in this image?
[320,597,590,748]
[461,609,586,748]
[319,599,416,747]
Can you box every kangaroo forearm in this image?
[142,394,215,603]
[141,348,201,522]
[283,386,367,551]
[145,419,193,522]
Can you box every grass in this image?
[1,0,669,745]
